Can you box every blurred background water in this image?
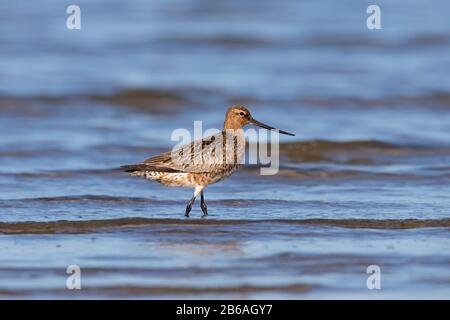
[0,0,449,299]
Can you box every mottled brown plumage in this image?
[122,106,294,217]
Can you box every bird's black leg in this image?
[200,191,208,217]
[185,196,196,218]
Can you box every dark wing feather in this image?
[120,164,183,173]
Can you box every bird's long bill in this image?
[250,118,295,136]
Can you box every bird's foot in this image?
[185,205,192,218]
[200,203,208,218]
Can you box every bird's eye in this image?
[239,112,245,116]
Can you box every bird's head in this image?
[224,105,295,136]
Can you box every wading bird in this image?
[122,106,294,217]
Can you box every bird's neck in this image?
[223,118,244,131]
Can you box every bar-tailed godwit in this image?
[122,106,294,217]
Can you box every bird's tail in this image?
[121,164,150,172]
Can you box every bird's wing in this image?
[123,131,238,173]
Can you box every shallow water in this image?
[0,0,449,299]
